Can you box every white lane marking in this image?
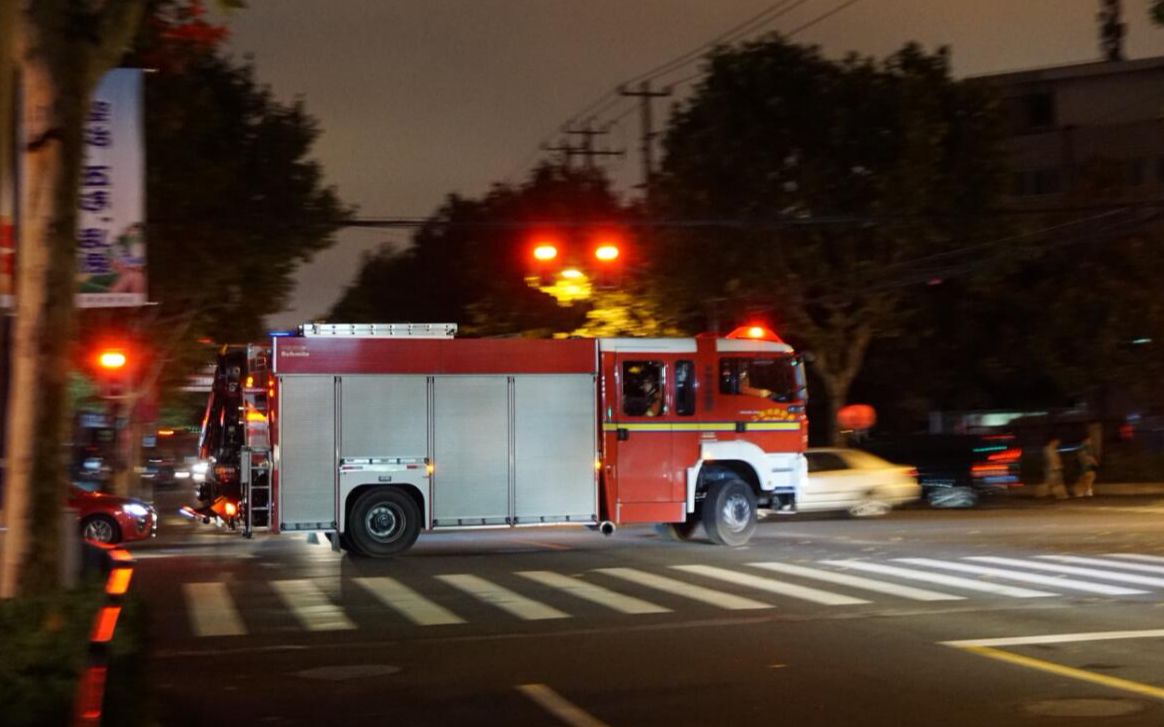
[749,562,964,601]
[516,571,670,615]
[270,579,356,631]
[184,582,246,637]
[436,574,570,620]
[943,628,1164,648]
[1107,553,1164,564]
[1039,555,1164,575]
[672,565,869,606]
[595,568,771,610]
[517,683,609,727]
[966,556,1164,589]
[353,576,465,626]
[903,558,1146,595]
[821,560,1055,598]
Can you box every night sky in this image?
[223,1,1164,328]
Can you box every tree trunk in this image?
[806,323,875,447]
[1,1,146,599]
[1,53,85,596]
[817,370,853,447]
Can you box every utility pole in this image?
[619,81,672,190]
[553,120,623,170]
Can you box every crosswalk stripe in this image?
[595,568,772,610]
[270,579,357,631]
[967,557,1164,589]
[749,562,964,602]
[353,576,465,625]
[184,582,246,637]
[901,558,1146,595]
[821,560,1056,598]
[516,571,670,614]
[436,574,570,620]
[1040,555,1164,575]
[1107,553,1164,565]
[672,565,869,606]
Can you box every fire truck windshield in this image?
[720,356,805,403]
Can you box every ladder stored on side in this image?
[241,446,272,538]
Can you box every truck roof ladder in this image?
[298,323,457,338]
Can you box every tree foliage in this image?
[120,1,350,393]
[649,38,1008,441]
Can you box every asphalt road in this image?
[129,490,1164,726]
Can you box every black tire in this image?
[347,488,421,557]
[701,478,757,547]
[849,488,893,518]
[81,514,122,544]
[326,531,357,552]
[655,518,699,541]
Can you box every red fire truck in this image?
[194,323,809,556]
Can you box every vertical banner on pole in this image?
[77,69,146,308]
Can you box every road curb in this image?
[72,545,135,727]
[1012,483,1164,498]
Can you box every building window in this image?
[1126,159,1145,187]
[1032,168,1061,195]
[1022,91,1055,129]
[1011,169,1062,196]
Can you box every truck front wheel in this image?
[701,478,757,547]
[348,488,421,557]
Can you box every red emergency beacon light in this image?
[725,324,783,343]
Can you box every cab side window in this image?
[622,361,664,417]
[719,356,803,402]
[675,360,696,416]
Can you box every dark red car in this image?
[69,485,157,544]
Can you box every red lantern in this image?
[837,404,876,431]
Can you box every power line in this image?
[507,1,818,183]
[670,0,866,87]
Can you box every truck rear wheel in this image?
[701,478,757,547]
[348,488,421,557]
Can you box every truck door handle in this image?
[617,427,629,441]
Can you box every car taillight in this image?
[987,448,1021,463]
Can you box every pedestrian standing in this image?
[1074,434,1099,497]
[1040,436,1068,499]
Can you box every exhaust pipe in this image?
[599,521,616,536]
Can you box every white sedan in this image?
[801,448,922,517]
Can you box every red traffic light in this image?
[97,350,127,370]
[529,233,563,263]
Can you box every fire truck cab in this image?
[206,323,808,556]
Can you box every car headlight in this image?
[123,503,150,518]
[192,461,210,474]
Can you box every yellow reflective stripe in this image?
[600,422,800,432]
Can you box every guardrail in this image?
[72,544,135,727]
